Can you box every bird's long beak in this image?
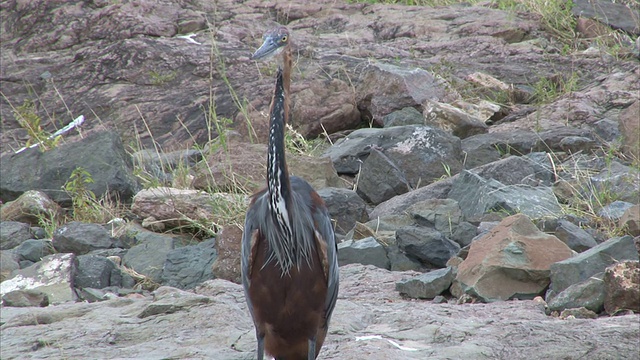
[251,36,281,60]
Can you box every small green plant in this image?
[63,167,105,223]
[13,99,61,151]
[532,72,578,104]
[149,70,177,85]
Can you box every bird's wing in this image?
[312,202,339,324]
[241,197,262,318]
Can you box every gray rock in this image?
[461,130,540,168]
[597,201,635,221]
[122,229,177,284]
[449,170,562,220]
[473,155,554,187]
[317,187,368,235]
[161,238,217,289]
[338,237,390,270]
[0,250,20,282]
[382,107,424,127]
[451,221,478,248]
[356,148,411,205]
[553,219,598,253]
[572,0,640,35]
[365,215,414,232]
[590,161,639,203]
[370,176,455,219]
[53,221,117,255]
[0,253,77,304]
[2,289,49,307]
[396,226,460,268]
[14,239,55,262]
[74,255,122,289]
[132,148,204,185]
[407,198,463,237]
[547,273,605,313]
[323,125,462,187]
[592,118,621,142]
[0,221,33,250]
[547,235,638,299]
[396,267,454,299]
[0,131,140,205]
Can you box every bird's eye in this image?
[281,35,288,43]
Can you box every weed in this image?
[11,99,61,151]
[149,70,177,85]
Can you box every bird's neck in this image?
[267,67,292,217]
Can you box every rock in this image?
[356,148,411,205]
[0,253,77,304]
[291,78,361,137]
[603,261,640,315]
[0,131,140,205]
[572,0,640,35]
[122,227,178,283]
[317,187,368,235]
[138,286,211,319]
[0,250,20,282]
[597,201,635,221]
[449,170,562,221]
[547,273,605,313]
[559,307,598,319]
[131,187,247,230]
[211,226,242,284]
[338,237,390,269]
[619,205,639,236]
[132,148,203,186]
[323,126,462,185]
[395,226,460,268]
[370,176,455,219]
[2,264,639,359]
[460,130,538,168]
[547,235,638,299]
[357,62,448,125]
[0,190,63,226]
[590,161,639,203]
[553,219,598,253]
[74,255,122,289]
[474,154,555,187]
[423,100,488,139]
[2,289,49,307]
[382,107,424,127]
[14,239,55,263]
[161,238,217,289]
[592,118,621,142]
[618,100,639,159]
[406,198,463,238]
[451,222,477,248]
[0,221,33,250]
[396,267,454,299]
[454,214,574,302]
[53,221,117,255]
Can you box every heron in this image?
[241,26,339,360]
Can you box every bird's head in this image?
[251,26,290,61]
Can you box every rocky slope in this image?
[1,0,639,359]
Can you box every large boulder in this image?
[453,214,574,302]
[324,125,463,188]
[0,253,77,304]
[0,131,140,205]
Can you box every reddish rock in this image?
[211,225,243,284]
[603,260,640,315]
[453,214,574,302]
[619,204,640,237]
[619,100,640,162]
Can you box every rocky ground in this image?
[1,0,640,359]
